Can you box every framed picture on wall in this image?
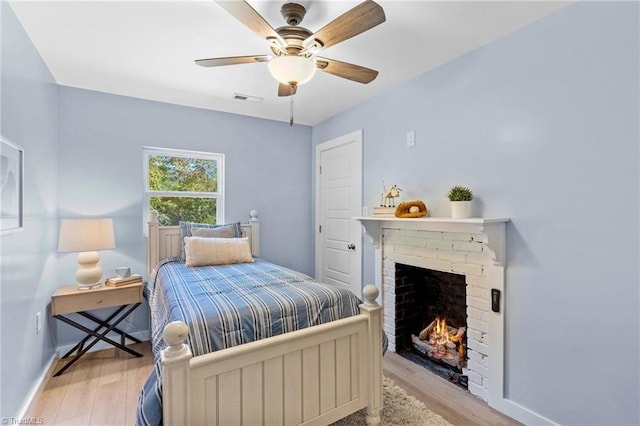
[1,136,24,234]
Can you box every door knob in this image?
[347,243,356,251]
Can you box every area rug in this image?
[332,377,452,426]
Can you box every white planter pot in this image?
[450,201,472,218]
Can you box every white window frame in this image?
[143,147,225,229]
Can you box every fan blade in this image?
[278,83,297,97]
[316,57,378,84]
[303,0,385,50]
[216,0,286,47]
[195,55,270,67]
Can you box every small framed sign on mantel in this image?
[0,136,24,234]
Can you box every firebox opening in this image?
[394,263,468,388]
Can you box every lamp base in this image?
[76,251,104,290]
[77,282,103,291]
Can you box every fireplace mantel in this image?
[355,216,510,265]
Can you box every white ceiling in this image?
[10,1,571,126]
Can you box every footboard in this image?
[161,285,383,426]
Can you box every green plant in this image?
[447,185,474,201]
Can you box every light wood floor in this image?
[26,342,153,425]
[383,352,521,426]
[27,342,520,425]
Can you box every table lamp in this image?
[58,218,115,290]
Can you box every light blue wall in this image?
[3,1,639,424]
[55,86,313,346]
[0,2,59,418]
[313,2,639,425]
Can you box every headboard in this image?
[147,210,260,275]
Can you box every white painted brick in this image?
[467,307,484,321]
[383,303,395,318]
[480,353,490,367]
[389,254,424,269]
[467,318,489,333]
[453,240,483,253]
[466,285,487,299]
[377,228,502,397]
[466,360,489,379]
[437,250,467,263]
[465,251,493,265]
[395,245,438,259]
[465,274,490,288]
[423,258,453,273]
[470,234,488,243]
[397,229,421,238]
[467,339,490,356]
[383,259,395,269]
[441,232,468,241]
[468,296,491,312]
[426,239,453,250]
[467,352,489,370]
[452,262,483,276]
[384,293,395,305]
[416,230,443,240]
[467,329,483,342]
[466,349,484,363]
[468,382,488,401]
[399,236,428,248]
[466,370,484,386]
[382,237,399,247]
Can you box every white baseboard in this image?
[16,354,57,421]
[55,330,150,357]
[493,397,559,425]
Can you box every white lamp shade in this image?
[58,218,115,289]
[268,56,316,86]
[58,218,115,252]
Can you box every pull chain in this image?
[289,86,294,126]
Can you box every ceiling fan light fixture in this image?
[268,55,316,86]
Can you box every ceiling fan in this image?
[195,0,386,101]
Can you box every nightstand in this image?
[51,282,144,376]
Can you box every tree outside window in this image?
[144,148,224,226]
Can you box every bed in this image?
[138,211,384,425]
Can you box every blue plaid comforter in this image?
[136,258,363,426]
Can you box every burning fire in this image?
[420,317,466,356]
[413,317,466,369]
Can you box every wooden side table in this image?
[51,282,144,376]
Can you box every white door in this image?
[315,130,362,297]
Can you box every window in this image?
[144,147,224,226]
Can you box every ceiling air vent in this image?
[233,93,263,103]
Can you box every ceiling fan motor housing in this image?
[280,3,307,26]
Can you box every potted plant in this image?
[446,185,474,218]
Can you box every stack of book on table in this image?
[105,274,143,287]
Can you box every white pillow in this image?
[184,237,254,267]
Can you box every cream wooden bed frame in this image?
[147,211,384,425]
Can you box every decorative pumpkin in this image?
[395,200,428,218]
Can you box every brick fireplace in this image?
[358,217,508,403]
